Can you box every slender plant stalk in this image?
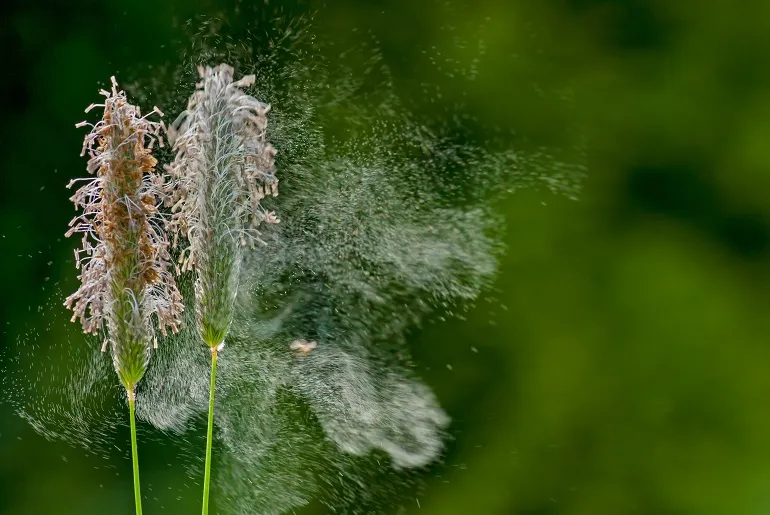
[128,388,143,515]
[202,348,218,515]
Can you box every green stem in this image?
[128,389,143,515]
[202,348,218,515]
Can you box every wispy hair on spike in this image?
[65,76,184,392]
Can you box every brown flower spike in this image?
[65,76,184,393]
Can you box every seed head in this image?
[165,64,278,348]
[65,77,184,391]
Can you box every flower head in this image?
[65,76,184,391]
[165,64,278,348]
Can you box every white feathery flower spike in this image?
[165,63,278,348]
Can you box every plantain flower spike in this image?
[165,64,278,351]
[65,76,184,396]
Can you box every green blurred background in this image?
[3,0,770,513]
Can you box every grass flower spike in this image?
[166,63,278,514]
[65,76,184,515]
[167,64,278,348]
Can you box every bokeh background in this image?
[3,0,770,514]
